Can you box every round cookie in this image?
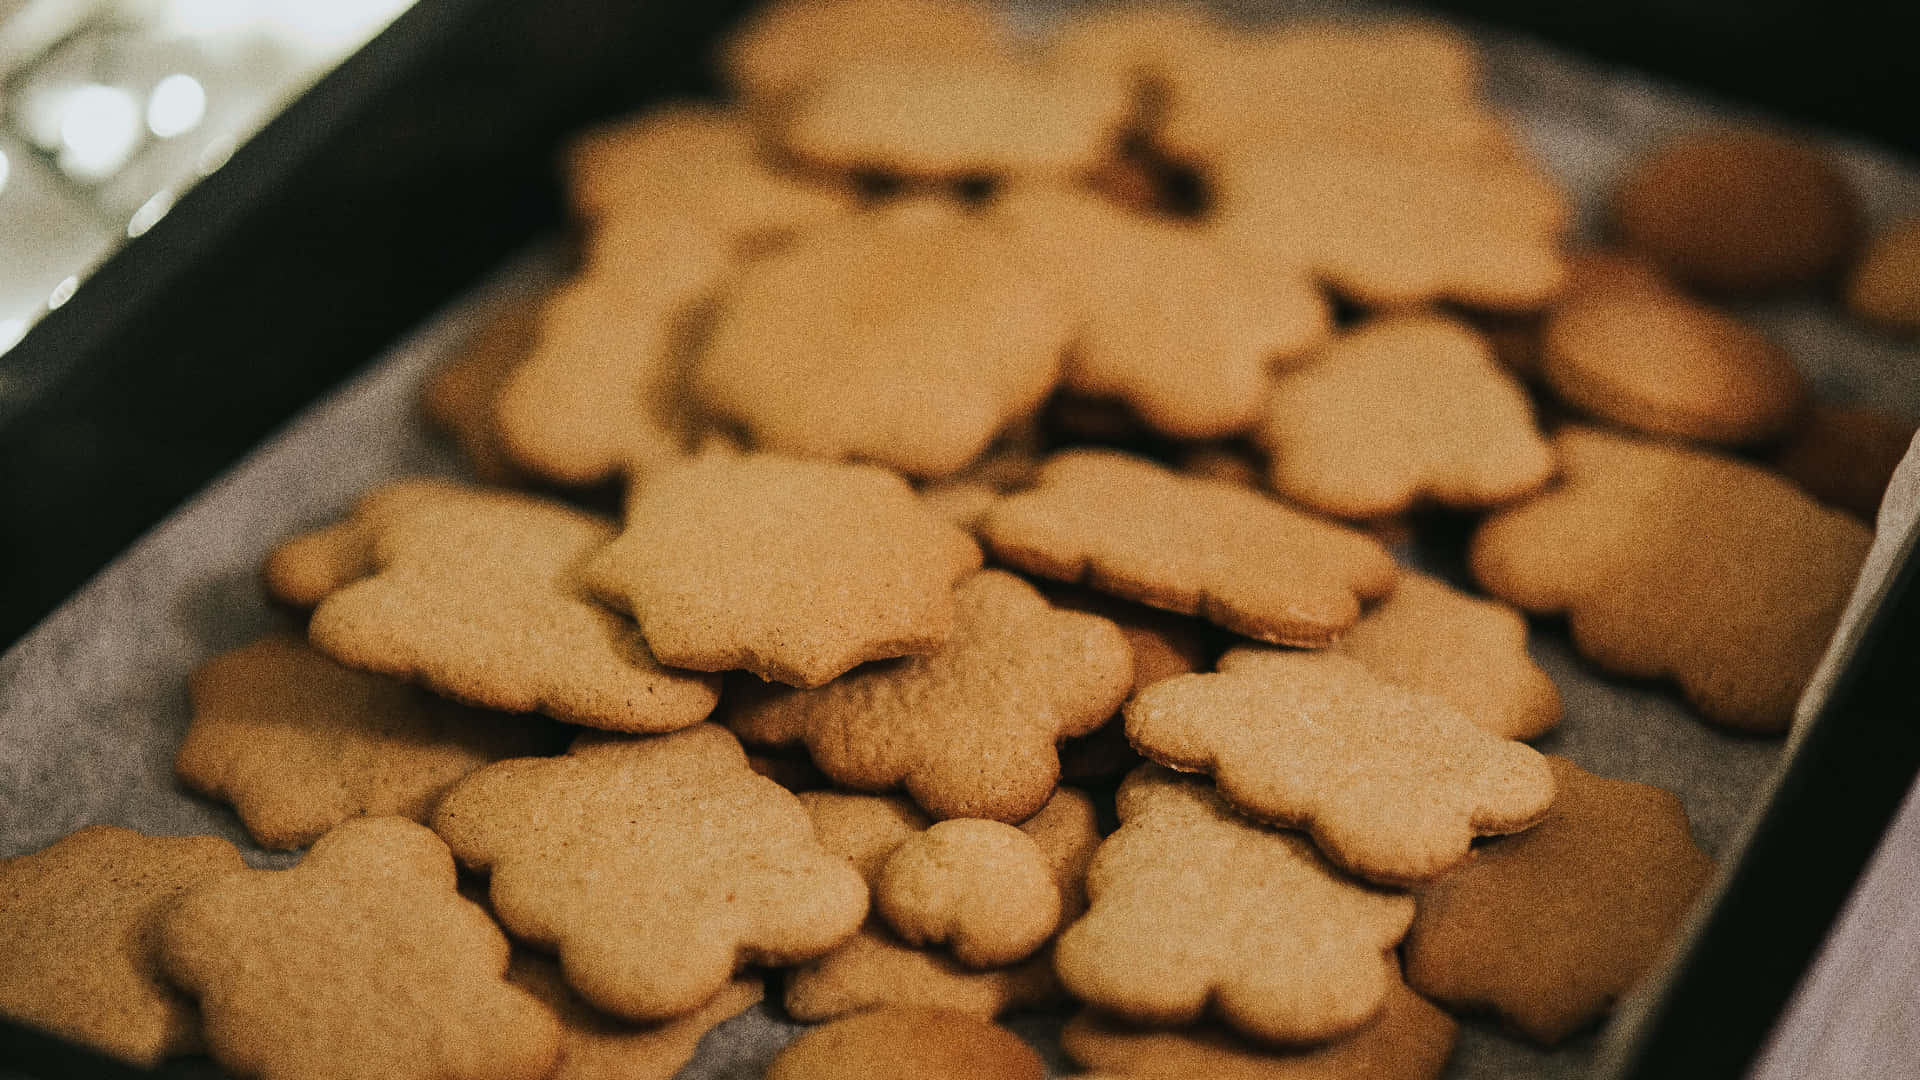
[1612,128,1858,294]
[1847,217,1920,333]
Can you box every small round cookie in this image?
[876,820,1062,968]
[1612,128,1859,294]
[1846,217,1920,333]
[767,1006,1043,1080]
[721,0,1015,104]
[1540,286,1807,446]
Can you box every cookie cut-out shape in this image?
[431,724,867,1021]
[996,186,1329,439]
[802,790,934,885]
[727,569,1132,822]
[1540,285,1807,446]
[982,450,1398,647]
[508,956,762,1080]
[721,0,1015,103]
[263,478,467,609]
[784,921,1064,1021]
[1043,3,1238,109]
[422,298,540,485]
[1612,129,1859,295]
[1061,981,1459,1080]
[1471,426,1872,733]
[1848,218,1920,333]
[1127,648,1555,885]
[1332,571,1560,742]
[694,202,1074,479]
[1405,756,1714,1044]
[1259,314,1554,519]
[179,634,556,850]
[1055,767,1415,1044]
[878,820,1063,968]
[1768,402,1914,520]
[767,1006,1044,1080]
[584,452,981,687]
[309,486,720,733]
[159,817,559,1080]
[0,827,243,1066]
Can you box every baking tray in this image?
[3,0,1919,1077]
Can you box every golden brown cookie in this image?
[263,478,467,609]
[508,956,761,1080]
[877,820,1063,968]
[1471,426,1872,733]
[721,0,1015,104]
[1061,981,1459,1079]
[307,486,719,732]
[431,724,866,1021]
[995,185,1329,439]
[981,450,1399,647]
[769,1006,1044,1080]
[1405,756,1714,1044]
[1042,2,1237,111]
[159,817,559,1080]
[584,452,981,687]
[1055,766,1415,1044]
[693,201,1074,479]
[0,827,243,1066]
[421,298,540,485]
[726,570,1132,822]
[1540,284,1807,446]
[1612,128,1859,295]
[1127,648,1555,885]
[178,633,555,850]
[1332,571,1561,742]
[1848,217,1920,332]
[1258,314,1554,518]
[780,59,1132,182]
[1767,402,1914,520]
[784,922,1064,1021]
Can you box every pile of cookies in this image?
[4,0,1915,1077]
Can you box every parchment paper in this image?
[3,4,1919,1078]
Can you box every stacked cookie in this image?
[3,1,1912,1078]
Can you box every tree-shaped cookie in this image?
[179,633,557,850]
[1126,648,1555,885]
[158,817,560,1080]
[1054,767,1415,1044]
[308,486,719,733]
[584,452,982,687]
[1470,426,1872,733]
[1061,981,1458,1080]
[1332,571,1561,741]
[0,827,243,1066]
[1258,314,1555,519]
[691,201,1075,479]
[995,186,1329,439]
[507,956,762,1080]
[981,450,1398,647]
[1404,756,1714,1044]
[430,724,868,1021]
[725,570,1132,822]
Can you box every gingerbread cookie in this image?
[0,827,243,1066]
[421,297,539,485]
[178,633,555,850]
[767,1006,1044,1080]
[721,0,1015,103]
[726,570,1132,822]
[1042,2,1237,113]
[1540,282,1806,446]
[584,452,981,687]
[1127,648,1555,885]
[1050,586,1213,784]
[1259,314,1554,518]
[1405,756,1714,1044]
[1061,981,1458,1080]
[308,486,720,732]
[1612,128,1859,295]
[263,478,466,609]
[1471,426,1872,733]
[1848,218,1920,332]
[877,820,1062,968]
[996,185,1329,439]
[1333,571,1561,742]
[693,201,1074,479]
[431,724,867,1021]
[1055,766,1415,1044]
[508,956,761,1080]
[784,921,1063,1021]
[1768,402,1914,520]
[981,450,1398,647]
[159,817,559,1080]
